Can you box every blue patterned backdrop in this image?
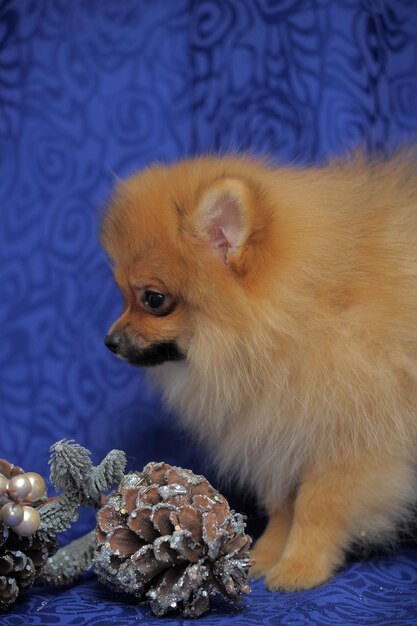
[1,1,417,624]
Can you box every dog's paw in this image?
[265,556,332,592]
[249,547,278,579]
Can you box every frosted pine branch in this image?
[38,440,127,537]
[38,530,96,587]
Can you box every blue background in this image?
[1,0,417,624]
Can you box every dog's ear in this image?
[195,178,251,264]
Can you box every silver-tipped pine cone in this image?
[94,462,253,618]
[0,460,58,610]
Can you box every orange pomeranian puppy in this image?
[101,152,417,591]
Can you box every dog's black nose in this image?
[104,332,122,354]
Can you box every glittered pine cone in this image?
[0,521,58,610]
[94,462,253,618]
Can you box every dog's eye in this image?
[145,291,165,309]
[141,290,174,316]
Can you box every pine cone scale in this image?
[0,577,18,607]
[131,545,166,578]
[0,461,23,478]
[128,507,158,542]
[15,558,36,589]
[175,507,202,544]
[147,463,171,485]
[108,528,144,557]
[153,536,181,565]
[170,530,202,563]
[28,547,48,568]
[0,555,14,575]
[97,500,124,533]
[140,486,161,506]
[122,487,141,514]
[150,504,174,535]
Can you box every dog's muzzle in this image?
[104,332,185,366]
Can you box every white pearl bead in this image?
[25,473,47,502]
[0,502,24,527]
[0,475,8,496]
[13,506,41,536]
[8,475,32,501]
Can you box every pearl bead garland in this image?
[0,502,24,527]
[0,475,8,495]
[13,506,41,536]
[8,475,32,501]
[0,467,47,537]
[25,472,47,502]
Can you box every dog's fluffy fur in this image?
[101,152,417,590]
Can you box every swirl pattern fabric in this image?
[1,0,417,624]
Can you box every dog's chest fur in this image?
[150,361,309,508]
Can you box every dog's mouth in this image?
[126,341,186,367]
[105,335,186,367]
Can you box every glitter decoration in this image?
[0,444,253,619]
[0,460,57,610]
[94,462,253,618]
[0,441,126,612]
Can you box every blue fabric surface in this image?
[2,550,417,626]
[1,0,417,623]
